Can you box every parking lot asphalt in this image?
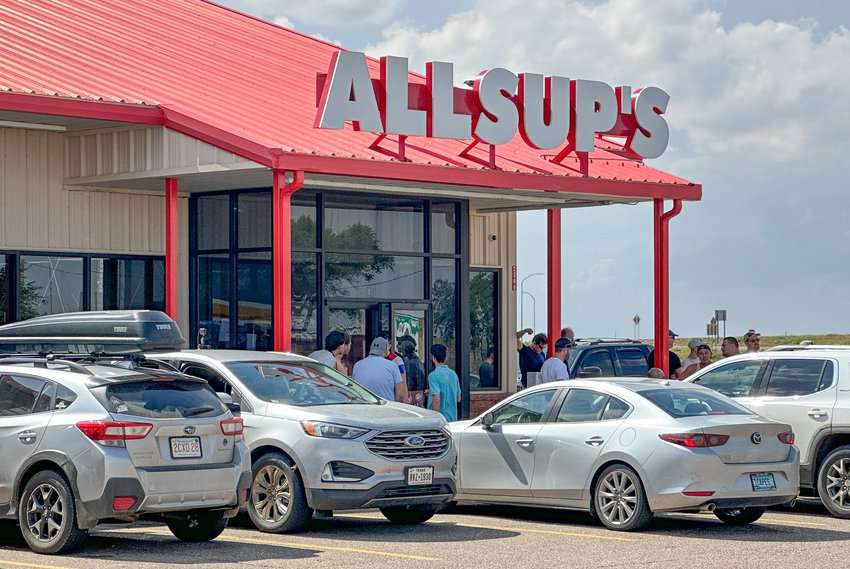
[0,499,847,569]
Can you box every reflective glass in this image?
[91,258,146,310]
[431,202,458,254]
[292,252,318,354]
[19,256,84,318]
[432,258,457,369]
[325,254,424,299]
[0,256,8,324]
[324,196,424,252]
[197,194,230,250]
[237,252,272,351]
[197,254,231,348]
[469,270,498,389]
[292,194,317,249]
[238,192,271,249]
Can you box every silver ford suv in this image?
[151,350,457,533]
[0,357,251,554]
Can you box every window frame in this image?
[577,348,617,377]
[469,267,501,392]
[553,388,633,424]
[481,388,560,426]
[0,373,50,416]
[759,358,837,398]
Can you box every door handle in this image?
[585,436,605,447]
[515,438,535,449]
[18,431,38,445]
[808,408,828,419]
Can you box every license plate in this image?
[170,436,202,459]
[750,472,776,492]
[407,466,433,486]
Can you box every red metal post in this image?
[164,177,179,321]
[272,170,305,352]
[653,198,682,378]
[547,208,562,356]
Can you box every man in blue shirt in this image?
[427,344,461,422]
[516,329,547,388]
[352,337,406,401]
[541,337,571,382]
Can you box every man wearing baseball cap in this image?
[352,336,407,402]
[744,329,761,353]
[647,330,683,379]
[677,337,705,379]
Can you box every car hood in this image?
[264,400,447,430]
[447,419,476,432]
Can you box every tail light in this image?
[682,491,715,497]
[76,421,153,447]
[220,417,244,436]
[778,431,795,445]
[659,433,729,448]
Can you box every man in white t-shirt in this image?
[308,331,351,375]
[541,338,572,383]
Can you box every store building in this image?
[0,0,700,416]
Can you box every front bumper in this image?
[307,478,456,510]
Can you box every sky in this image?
[219,0,850,338]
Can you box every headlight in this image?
[301,420,368,439]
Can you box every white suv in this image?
[684,350,850,518]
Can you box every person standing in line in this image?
[380,332,407,388]
[401,341,427,407]
[541,338,572,382]
[478,347,495,389]
[428,344,461,422]
[352,337,407,402]
[677,338,704,379]
[647,330,683,378]
[308,331,351,375]
[682,344,714,376]
[721,336,740,358]
[744,330,761,353]
[560,327,576,343]
[516,329,547,389]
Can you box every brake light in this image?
[112,496,137,512]
[778,431,795,445]
[682,491,715,497]
[659,433,729,448]
[76,421,153,447]
[220,417,244,436]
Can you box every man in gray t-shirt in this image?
[352,337,406,401]
[541,338,572,383]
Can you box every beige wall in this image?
[469,211,518,410]
[0,127,190,334]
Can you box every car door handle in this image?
[515,438,535,449]
[585,436,605,447]
[18,431,38,445]
[808,408,828,419]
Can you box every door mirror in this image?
[481,412,496,430]
[217,392,241,416]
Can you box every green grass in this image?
[665,334,850,361]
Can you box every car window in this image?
[640,388,752,418]
[580,349,615,376]
[0,375,48,416]
[32,382,55,414]
[556,389,610,422]
[96,379,228,419]
[182,364,231,394]
[491,390,557,424]
[691,360,763,398]
[764,359,833,397]
[54,385,77,411]
[616,348,648,377]
[602,396,631,420]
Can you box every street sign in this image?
[715,309,727,322]
[633,314,640,325]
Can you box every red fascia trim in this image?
[0,92,163,124]
[274,152,702,201]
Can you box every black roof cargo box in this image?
[0,310,185,354]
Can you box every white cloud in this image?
[221,0,402,27]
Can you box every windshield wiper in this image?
[182,406,216,417]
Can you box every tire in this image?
[380,504,439,525]
[166,511,228,542]
[714,506,765,525]
[247,453,313,533]
[18,470,88,554]
[817,447,850,519]
[592,464,653,531]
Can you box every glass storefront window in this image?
[91,258,165,311]
[431,202,458,254]
[238,192,271,249]
[292,252,318,354]
[469,270,499,389]
[325,254,424,299]
[197,194,230,250]
[293,193,317,249]
[324,196,424,253]
[197,254,231,348]
[0,255,8,324]
[18,256,84,318]
[431,258,457,369]
[237,252,272,351]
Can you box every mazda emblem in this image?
[751,432,762,445]
[184,426,196,435]
[404,435,426,448]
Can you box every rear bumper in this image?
[306,478,456,511]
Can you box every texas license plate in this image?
[407,466,434,486]
[750,472,776,492]
[170,436,202,459]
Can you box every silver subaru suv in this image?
[0,357,251,554]
[150,350,457,533]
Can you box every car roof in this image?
[520,376,705,395]
[572,338,647,347]
[0,361,190,387]
[153,349,314,363]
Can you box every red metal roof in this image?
[0,0,700,200]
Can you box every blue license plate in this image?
[750,472,776,492]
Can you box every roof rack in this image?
[576,338,645,345]
[0,355,96,376]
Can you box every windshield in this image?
[639,388,752,418]
[226,361,380,406]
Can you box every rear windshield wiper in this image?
[182,406,217,417]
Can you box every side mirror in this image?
[217,392,241,416]
[481,412,496,430]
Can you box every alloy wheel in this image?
[825,458,850,511]
[252,465,291,523]
[598,470,638,526]
[25,483,65,543]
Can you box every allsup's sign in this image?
[315,51,671,159]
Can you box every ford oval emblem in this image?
[184,426,196,435]
[751,432,762,445]
[404,435,426,448]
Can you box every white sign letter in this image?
[518,73,570,150]
[315,51,382,132]
[627,87,670,159]
[473,68,519,146]
[380,56,426,137]
[570,79,617,152]
[426,61,471,139]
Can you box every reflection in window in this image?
[324,197,424,253]
[0,256,8,324]
[469,270,498,389]
[616,348,648,377]
[19,256,84,318]
[492,390,556,424]
[292,194,317,249]
[692,360,763,398]
[197,254,231,348]
[765,359,831,397]
[238,192,271,249]
[431,202,457,254]
[580,349,616,376]
[238,252,272,351]
[325,254,424,299]
[432,259,456,369]
[293,253,318,355]
[91,258,165,311]
[197,194,230,250]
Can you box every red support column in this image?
[546,208,562,356]
[272,170,304,352]
[653,198,682,378]
[164,177,178,321]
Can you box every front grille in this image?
[365,429,450,461]
[380,484,452,499]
